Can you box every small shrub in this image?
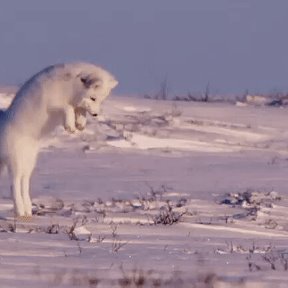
[153,201,185,225]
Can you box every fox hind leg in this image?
[8,169,25,217]
[21,148,39,216]
[8,142,39,217]
[21,164,37,216]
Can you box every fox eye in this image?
[90,97,96,102]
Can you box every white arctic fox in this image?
[0,62,118,217]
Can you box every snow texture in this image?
[1,90,288,287]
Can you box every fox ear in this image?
[110,79,118,89]
[80,75,102,88]
[80,76,92,88]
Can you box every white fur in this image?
[0,62,118,217]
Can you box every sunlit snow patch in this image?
[107,133,239,153]
[0,93,13,109]
[122,105,151,113]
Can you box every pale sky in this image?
[0,0,288,96]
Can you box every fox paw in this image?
[64,125,76,133]
[76,122,85,131]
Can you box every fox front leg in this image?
[64,105,76,133]
[75,107,87,131]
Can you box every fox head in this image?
[72,64,118,117]
[77,74,118,117]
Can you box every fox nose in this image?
[92,113,98,117]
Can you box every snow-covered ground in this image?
[1,89,288,287]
